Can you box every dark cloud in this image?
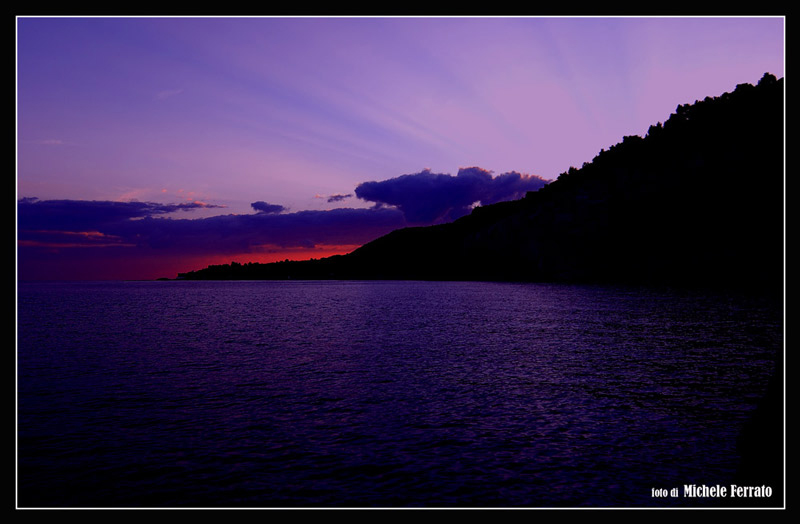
[354,167,548,224]
[17,198,224,232]
[327,193,352,203]
[130,207,407,253]
[251,201,286,214]
[17,166,546,279]
[18,197,406,255]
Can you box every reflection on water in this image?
[17,281,782,507]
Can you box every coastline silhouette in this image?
[178,73,784,300]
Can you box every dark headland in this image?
[175,74,785,507]
[178,73,784,298]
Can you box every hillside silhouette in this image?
[178,73,784,294]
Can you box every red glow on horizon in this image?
[17,244,364,281]
[182,244,362,273]
[149,245,360,280]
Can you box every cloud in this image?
[314,193,354,203]
[354,167,548,224]
[327,193,352,203]
[17,198,224,232]
[17,166,545,278]
[18,197,406,255]
[251,201,286,214]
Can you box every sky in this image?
[16,16,785,280]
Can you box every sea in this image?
[16,280,783,508]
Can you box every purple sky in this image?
[16,16,785,280]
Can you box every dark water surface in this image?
[17,280,782,508]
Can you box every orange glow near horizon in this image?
[17,243,365,281]
[194,244,362,267]
[163,244,363,279]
